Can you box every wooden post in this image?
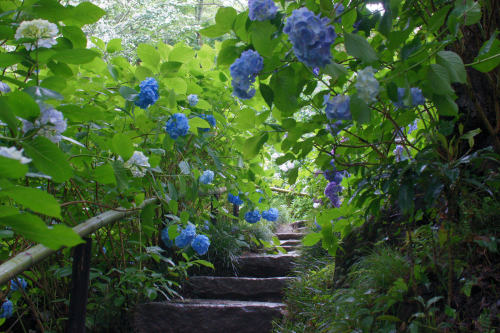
[232,203,239,218]
[66,237,92,333]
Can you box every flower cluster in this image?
[0,146,31,164]
[0,299,12,318]
[10,277,27,291]
[228,193,244,206]
[394,87,425,109]
[248,0,278,21]
[262,208,279,221]
[124,151,150,177]
[15,19,58,51]
[0,82,10,93]
[408,119,418,134]
[356,66,379,104]
[393,145,405,162]
[22,104,67,143]
[245,210,261,223]
[334,3,344,22]
[173,224,210,255]
[199,170,214,184]
[198,114,216,132]
[230,50,263,99]
[324,181,342,207]
[187,94,198,106]
[283,8,336,68]
[324,94,351,120]
[135,77,159,109]
[165,113,189,139]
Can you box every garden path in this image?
[133,220,308,333]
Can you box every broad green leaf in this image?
[472,32,500,73]
[164,77,187,95]
[235,108,256,130]
[250,21,278,58]
[432,94,458,116]
[61,26,87,48]
[67,1,106,26]
[23,137,73,183]
[0,53,23,67]
[215,7,237,30]
[93,164,116,185]
[323,62,348,79]
[51,49,100,64]
[350,94,371,124]
[107,38,123,53]
[160,62,183,76]
[0,156,28,179]
[437,51,466,83]
[193,259,215,269]
[199,24,229,38]
[259,84,273,108]
[243,132,269,159]
[344,33,378,64]
[137,43,160,69]
[112,133,134,161]
[169,45,195,63]
[427,64,454,95]
[24,86,64,101]
[451,0,481,26]
[302,232,322,246]
[119,86,138,101]
[0,213,83,250]
[188,117,210,134]
[270,66,298,115]
[3,186,61,218]
[0,97,18,135]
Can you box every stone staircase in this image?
[134,220,307,333]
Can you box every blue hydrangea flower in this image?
[284,8,336,68]
[200,170,214,184]
[262,208,279,221]
[324,94,351,120]
[313,67,320,76]
[325,181,342,207]
[203,220,210,231]
[228,193,244,206]
[10,277,27,291]
[187,94,198,106]
[356,67,379,104]
[248,0,277,21]
[245,210,261,223]
[0,82,11,93]
[408,119,418,134]
[161,227,173,247]
[394,87,425,109]
[165,113,190,139]
[135,77,159,109]
[191,234,210,255]
[198,114,216,132]
[334,3,344,22]
[175,224,197,248]
[230,50,264,99]
[0,299,13,318]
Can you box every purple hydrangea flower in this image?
[230,50,264,99]
[228,193,244,206]
[135,77,159,109]
[245,210,261,223]
[325,181,342,207]
[175,224,197,248]
[313,67,320,76]
[22,103,67,143]
[248,0,277,21]
[165,113,189,139]
[283,8,337,68]
[10,277,27,291]
[394,87,425,108]
[199,170,214,184]
[262,208,279,221]
[0,299,13,318]
[191,234,210,255]
[324,94,351,120]
[187,94,198,106]
[161,227,173,247]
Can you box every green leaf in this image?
[250,21,278,58]
[376,315,401,322]
[112,133,134,161]
[235,108,256,130]
[451,0,481,26]
[119,86,138,101]
[24,86,64,101]
[61,26,87,49]
[398,181,414,214]
[344,33,378,64]
[427,64,454,95]
[0,53,23,67]
[51,49,100,64]
[243,132,269,159]
[270,66,298,115]
[93,163,116,185]
[217,39,241,66]
[23,137,73,183]
[0,97,18,135]
[67,1,106,26]
[259,84,273,108]
[168,45,195,63]
[193,259,215,269]
[215,7,237,30]
[107,38,123,53]
[350,94,371,124]
[7,91,40,120]
[199,24,229,38]
[0,213,83,250]
[137,44,160,70]
[472,32,500,73]
[160,61,183,76]
[0,156,28,179]
[323,62,348,79]
[302,232,322,246]
[3,186,61,218]
[437,51,466,83]
[188,117,210,133]
[432,94,458,116]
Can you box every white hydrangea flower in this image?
[355,66,379,104]
[313,202,321,209]
[0,146,31,164]
[15,19,59,51]
[125,151,150,177]
[22,103,67,143]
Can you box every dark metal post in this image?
[232,203,239,218]
[66,237,92,333]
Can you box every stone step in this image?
[236,253,299,277]
[275,232,305,240]
[185,276,293,301]
[290,220,307,228]
[280,239,301,247]
[134,299,285,333]
[297,226,308,232]
[278,245,299,252]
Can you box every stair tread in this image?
[169,298,286,308]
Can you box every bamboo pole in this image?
[270,186,311,197]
